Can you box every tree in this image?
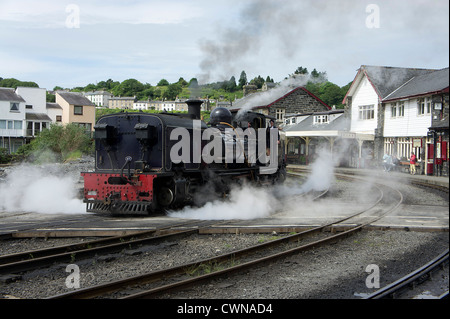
[177,77,188,87]
[163,83,182,100]
[0,78,39,88]
[238,71,247,88]
[294,66,308,75]
[157,79,169,86]
[111,79,144,97]
[84,83,97,92]
[189,78,199,88]
[249,75,265,89]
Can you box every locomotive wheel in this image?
[157,187,174,207]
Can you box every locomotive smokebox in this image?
[186,99,203,120]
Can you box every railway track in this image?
[46,176,403,299]
[366,248,449,299]
[0,220,219,275]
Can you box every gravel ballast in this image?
[0,230,448,299]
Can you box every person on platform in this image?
[409,152,417,175]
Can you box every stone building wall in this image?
[267,88,330,118]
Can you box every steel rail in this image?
[366,249,449,299]
[48,176,401,299]
[0,220,211,274]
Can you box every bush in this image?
[16,124,94,163]
[0,148,13,164]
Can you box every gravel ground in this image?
[0,229,447,299]
[163,229,448,299]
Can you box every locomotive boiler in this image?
[81,99,286,215]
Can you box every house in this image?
[56,92,96,132]
[46,102,63,124]
[0,87,27,153]
[343,65,449,176]
[0,87,55,153]
[283,109,373,167]
[230,79,331,125]
[15,87,52,139]
[108,96,136,109]
[133,100,149,110]
[84,90,113,107]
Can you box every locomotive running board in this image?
[86,201,151,215]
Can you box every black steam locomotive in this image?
[81,99,286,215]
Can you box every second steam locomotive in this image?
[81,99,286,215]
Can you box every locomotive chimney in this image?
[186,99,203,120]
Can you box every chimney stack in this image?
[186,99,203,120]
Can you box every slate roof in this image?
[230,85,330,111]
[25,113,52,121]
[362,65,436,99]
[284,110,349,133]
[384,67,449,101]
[58,92,95,106]
[0,88,26,102]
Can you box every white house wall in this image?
[350,76,379,134]
[15,87,47,114]
[384,98,432,137]
[0,99,27,137]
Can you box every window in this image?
[14,121,22,130]
[359,105,374,120]
[34,122,40,136]
[26,105,33,109]
[398,101,404,117]
[74,105,83,115]
[418,98,431,115]
[0,120,6,129]
[391,103,397,118]
[392,102,404,117]
[10,102,19,112]
[313,115,329,124]
[27,121,33,136]
[276,108,285,122]
[56,115,62,122]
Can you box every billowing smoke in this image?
[0,164,85,214]
[168,147,336,220]
[196,0,358,84]
[169,183,277,220]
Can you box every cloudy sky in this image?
[0,0,448,90]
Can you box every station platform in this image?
[282,164,449,232]
[287,164,449,188]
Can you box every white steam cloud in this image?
[168,147,335,220]
[0,164,85,214]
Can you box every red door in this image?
[427,144,434,175]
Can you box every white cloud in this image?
[0,0,205,27]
